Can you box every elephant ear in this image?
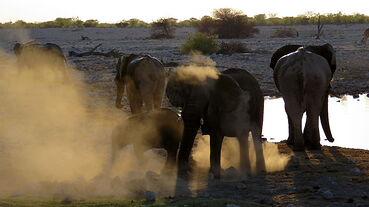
[211,74,243,112]
[305,44,336,75]
[116,55,133,81]
[321,43,336,75]
[270,45,302,69]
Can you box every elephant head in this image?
[270,43,336,75]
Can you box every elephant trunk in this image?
[115,80,125,109]
[320,93,334,142]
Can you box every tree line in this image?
[1,10,369,29]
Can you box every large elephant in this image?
[271,45,336,150]
[111,108,184,173]
[13,41,67,70]
[166,68,265,179]
[114,54,165,114]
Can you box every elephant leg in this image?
[140,84,154,111]
[251,129,266,173]
[287,114,295,145]
[209,133,224,179]
[162,146,178,175]
[126,83,143,114]
[284,101,304,151]
[238,134,251,175]
[153,78,165,109]
[153,88,164,110]
[177,124,200,179]
[305,103,322,150]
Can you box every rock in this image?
[353,94,359,99]
[144,190,156,201]
[319,189,334,200]
[235,182,247,190]
[226,204,240,207]
[350,167,361,174]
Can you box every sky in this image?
[1,0,369,23]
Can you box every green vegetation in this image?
[0,196,266,207]
[1,11,368,29]
[180,32,219,54]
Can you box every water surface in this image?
[263,94,369,150]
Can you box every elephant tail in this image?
[320,93,334,142]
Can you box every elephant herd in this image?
[13,42,337,179]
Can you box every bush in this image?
[272,28,298,38]
[150,18,177,39]
[217,41,248,54]
[196,8,259,39]
[180,32,219,54]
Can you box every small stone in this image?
[319,189,334,200]
[226,204,240,207]
[235,183,247,190]
[350,167,361,174]
[208,173,215,180]
[313,153,324,159]
[144,190,156,201]
[259,198,274,205]
[347,158,356,164]
[346,198,354,203]
[198,191,210,198]
[353,94,360,99]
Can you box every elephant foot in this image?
[307,143,322,151]
[286,137,294,145]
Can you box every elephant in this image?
[271,45,336,150]
[114,54,166,114]
[110,108,184,173]
[13,41,67,70]
[166,68,266,179]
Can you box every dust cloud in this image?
[0,47,169,198]
[192,135,290,175]
[174,55,219,84]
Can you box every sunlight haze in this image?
[1,0,369,23]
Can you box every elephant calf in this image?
[111,108,184,173]
[13,41,67,70]
[114,54,165,114]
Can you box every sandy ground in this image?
[0,25,369,206]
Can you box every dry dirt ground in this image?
[0,25,369,206]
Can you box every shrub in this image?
[180,32,219,54]
[272,28,298,38]
[217,41,248,54]
[196,8,259,39]
[83,19,99,27]
[150,18,177,39]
